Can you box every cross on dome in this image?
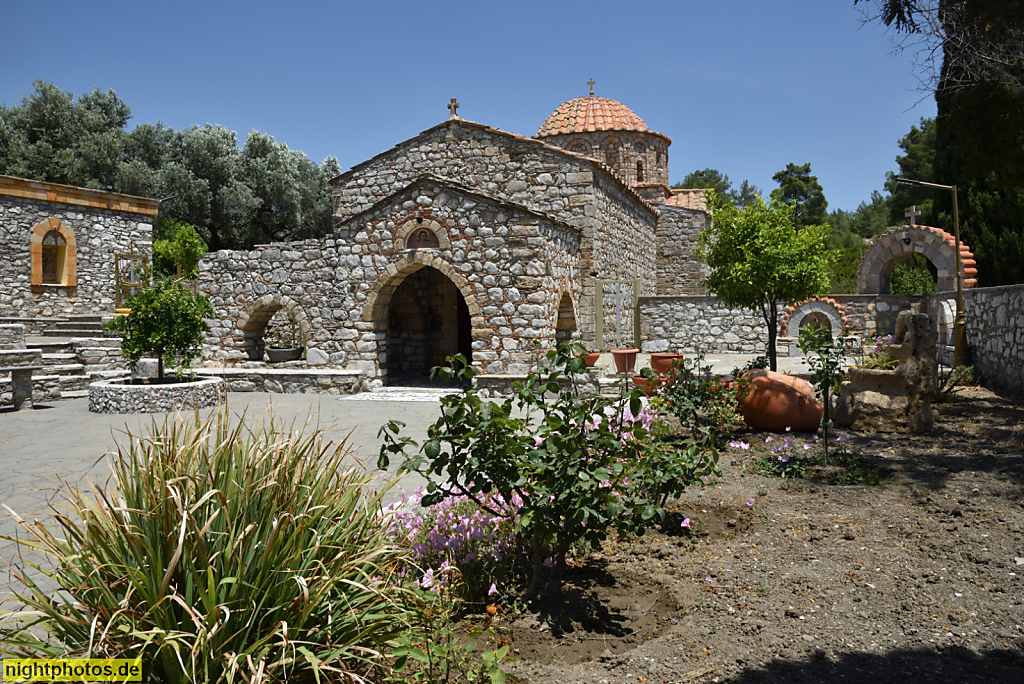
[447,98,460,119]
[905,205,922,226]
[587,78,596,97]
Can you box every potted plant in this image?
[265,312,305,363]
[650,351,686,376]
[581,350,602,367]
[104,276,216,382]
[631,366,661,396]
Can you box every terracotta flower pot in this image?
[610,348,640,373]
[581,352,601,367]
[632,374,662,396]
[738,369,823,432]
[650,352,686,376]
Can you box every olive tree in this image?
[105,277,215,379]
[697,194,832,371]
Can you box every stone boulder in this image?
[834,311,936,434]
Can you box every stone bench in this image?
[0,325,45,410]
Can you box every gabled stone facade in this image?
[200,96,711,385]
[0,175,157,319]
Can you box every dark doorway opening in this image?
[384,266,473,386]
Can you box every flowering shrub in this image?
[657,349,745,443]
[379,343,717,598]
[384,488,518,603]
[860,333,899,369]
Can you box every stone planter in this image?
[266,346,303,363]
[89,376,225,414]
[650,352,685,376]
[610,348,640,374]
[738,369,823,432]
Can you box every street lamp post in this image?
[894,177,969,367]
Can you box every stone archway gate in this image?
[857,225,978,294]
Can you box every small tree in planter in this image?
[697,193,833,371]
[105,277,216,380]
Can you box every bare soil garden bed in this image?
[477,387,1024,683]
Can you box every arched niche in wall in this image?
[30,217,77,288]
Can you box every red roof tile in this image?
[537,96,651,137]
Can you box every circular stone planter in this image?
[89,376,226,414]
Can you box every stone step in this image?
[43,328,108,337]
[41,352,77,364]
[65,314,105,323]
[26,339,73,354]
[59,374,91,392]
[60,389,90,399]
[48,363,86,376]
[70,337,121,348]
[89,370,131,381]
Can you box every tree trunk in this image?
[764,301,779,372]
[156,347,165,380]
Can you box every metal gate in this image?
[594,277,641,351]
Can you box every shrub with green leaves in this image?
[0,411,409,683]
[378,344,714,598]
[657,350,745,443]
[105,277,216,379]
[152,220,209,279]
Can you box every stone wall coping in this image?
[335,173,582,236]
[0,174,159,216]
[328,119,658,219]
[0,365,43,373]
[639,293,929,303]
[194,368,364,378]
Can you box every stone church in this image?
[199,90,710,385]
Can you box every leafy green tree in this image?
[861,0,1024,285]
[697,195,833,370]
[673,169,762,208]
[0,80,129,190]
[673,168,733,196]
[771,163,828,229]
[105,277,215,379]
[890,255,938,294]
[0,81,340,252]
[732,179,762,209]
[152,220,208,278]
[884,118,937,225]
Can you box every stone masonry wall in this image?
[0,194,153,317]
[654,205,707,295]
[640,294,927,355]
[200,179,581,382]
[926,284,1024,395]
[330,120,656,348]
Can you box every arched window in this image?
[605,142,619,168]
[633,142,646,155]
[30,217,76,288]
[655,149,662,165]
[636,161,644,183]
[41,230,67,284]
[569,142,589,155]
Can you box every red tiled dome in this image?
[537,96,650,137]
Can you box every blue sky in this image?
[0,0,935,212]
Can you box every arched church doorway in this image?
[384,265,473,386]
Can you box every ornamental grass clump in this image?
[0,410,409,683]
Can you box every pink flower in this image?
[705,576,714,584]
[746,498,756,509]
[681,517,691,528]
[729,440,750,450]
[765,436,773,443]
[488,583,498,596]
[785,426,792,432]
